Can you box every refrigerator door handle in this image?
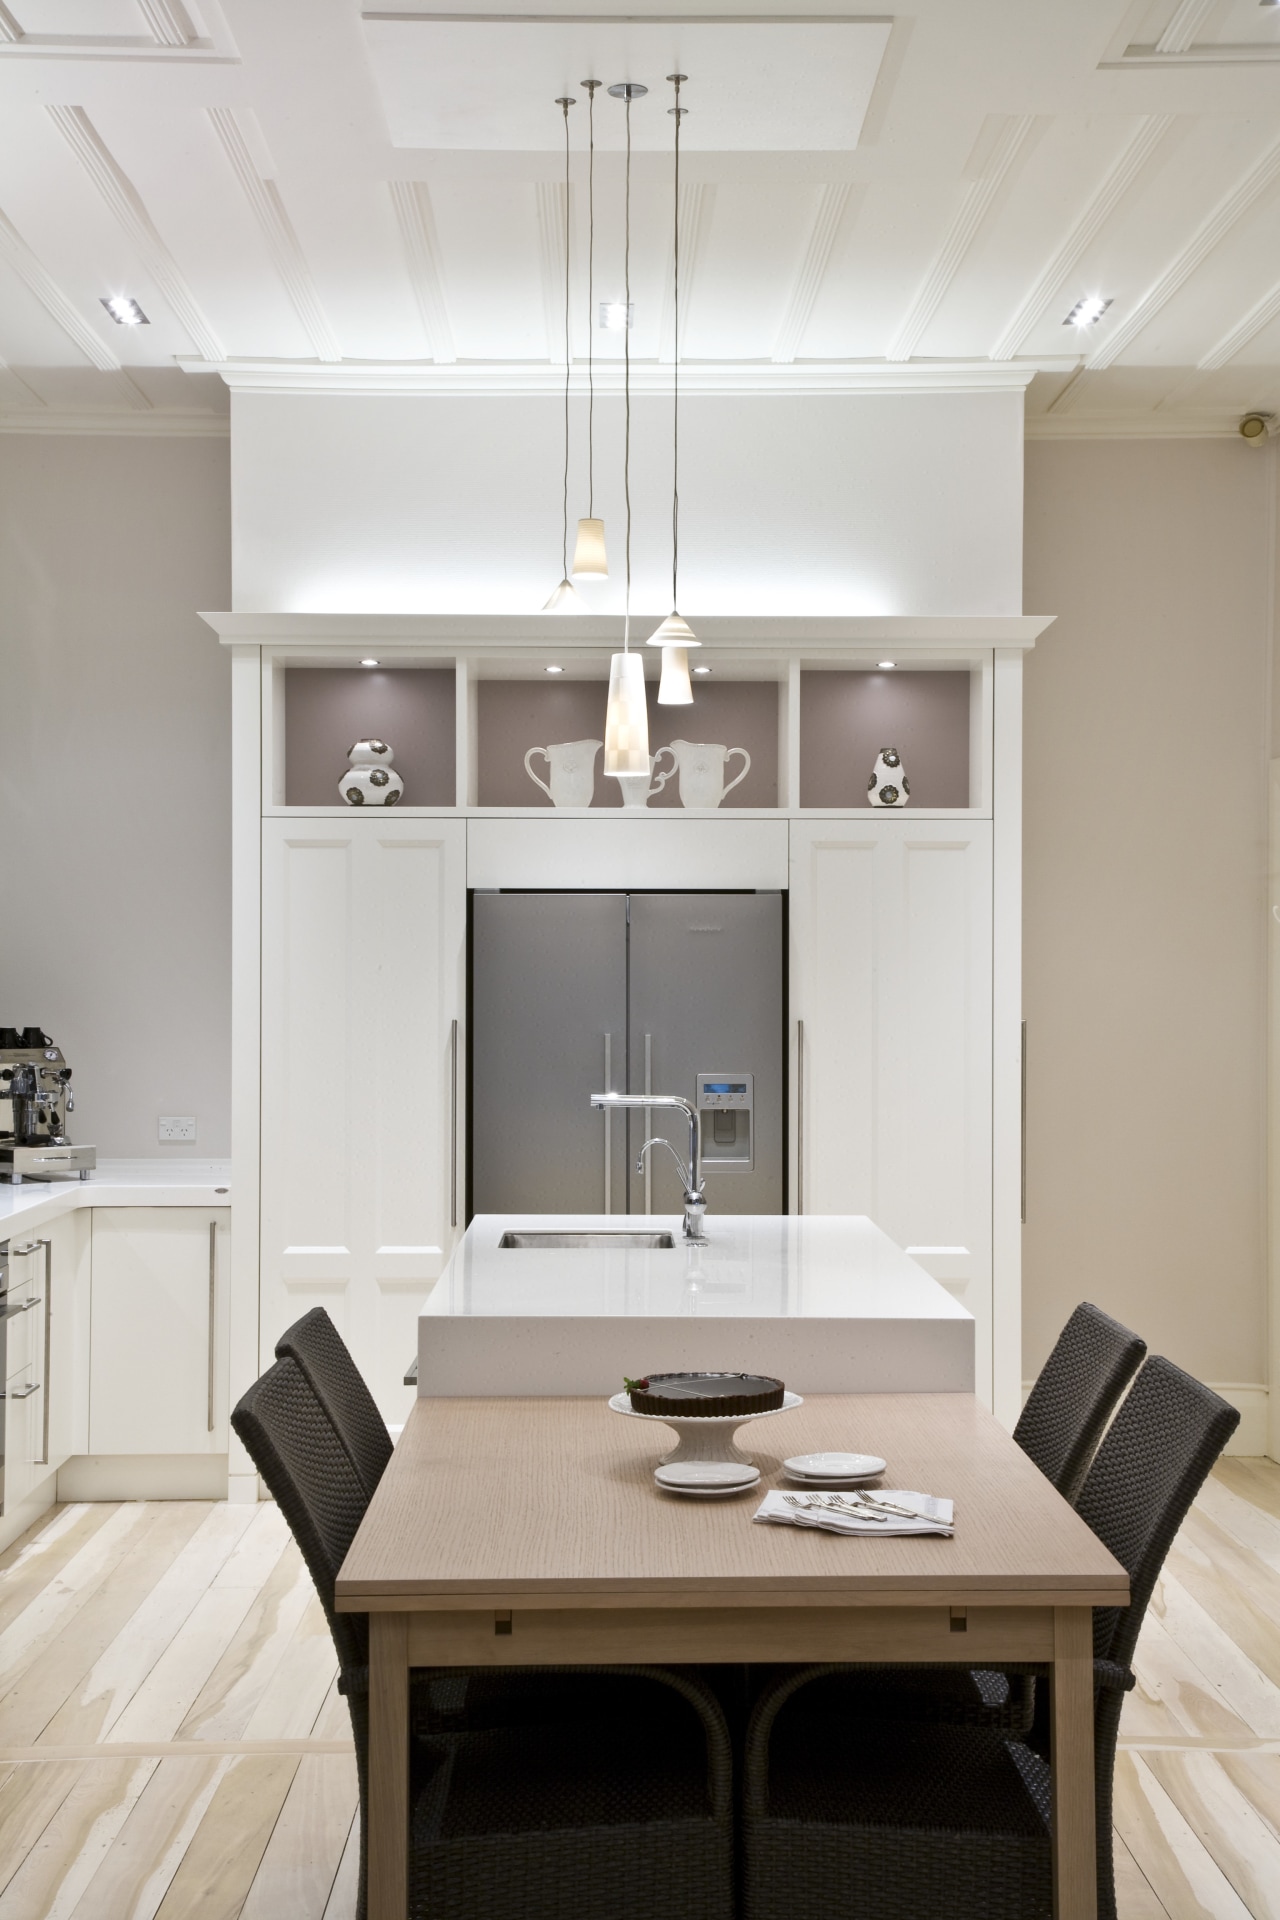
[796,1018,805,1216]
[603,1033,612,1215]
[644,1032,653,1216]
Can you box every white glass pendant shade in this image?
[542,577,585,612]
[646,610,699,647]
[657,645,693,705]
[572,517,609,579]
[602,651,651,776]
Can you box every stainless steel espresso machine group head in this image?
[0,1027,96,1183]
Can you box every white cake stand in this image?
[607,1390,803,1465]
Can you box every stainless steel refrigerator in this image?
[469,892,784,1218]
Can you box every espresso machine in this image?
[0,1027,95,1183]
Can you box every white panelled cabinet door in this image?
[89,1209,230,1454]
[791,818,995,1405]
[260,817,466,1422]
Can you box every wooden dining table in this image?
[336,1392,1129,1920]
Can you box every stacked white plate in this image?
[782,1451,886,1488]
[654,1461,761,1499]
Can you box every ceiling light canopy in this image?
[1063,295,1112,328]
[101,296,148,326]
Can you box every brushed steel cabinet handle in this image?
[11,1381,38,1400]
[602,1034,612,1215]
[12,1241,40,1256]
[38,1238,51,1466]
[208,1221,217,1434]
[450,1017,459,1230]
[796,1019,805,1216]
[643,1033,653,1217]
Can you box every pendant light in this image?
[542,94,584,612]
[649,73,698,702]
[571,78,608,580]
[602,82,651,788]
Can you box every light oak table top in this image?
[336,1393,1129,1611]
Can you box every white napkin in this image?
[753,1489,954,1537]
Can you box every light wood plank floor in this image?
[0,1460,1278,1917]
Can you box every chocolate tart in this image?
[626,1372,785,1418]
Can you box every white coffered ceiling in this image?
[3,0,1280,435]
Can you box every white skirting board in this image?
[1021,1381,1270,1458]
[57,1454,230,1501]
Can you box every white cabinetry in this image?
[791,818,995,1405]
[89,1208,229,1454]
[259,818,466,1418]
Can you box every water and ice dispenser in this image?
[696,1073,755,1172]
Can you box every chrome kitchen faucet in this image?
[588,1092,707,1241]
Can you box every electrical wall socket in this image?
[158,1115,197,1142]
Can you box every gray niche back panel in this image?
[800,669,971,808]
[285,668,456,806]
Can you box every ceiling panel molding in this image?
[1198,279,1280,370]
[206,108,342,364]
[0,345,43,408]
[388,180,456,365]
[0,407,229,435]
[181,355,1042,397]
[1155,0,1218,54]
[1086,133,1280,370]
[772,182,852,366]
[0,4,20,43]
[0,203,120,372]
[1026,409,1243,438]
[136,0,190,46]
[47,105,226,361]
[1104,44,1280,66]
[989,115,1175,362]
[535,179,567,364]
[887,115,1037,363]
[659,182,713,365]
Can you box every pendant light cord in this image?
[669,75,684,611]
[587,81,596,517]
[623,88,632,649]
[557,96,574,580]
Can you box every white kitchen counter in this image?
[418,1213,973,1396]
[0,1159,231,1239]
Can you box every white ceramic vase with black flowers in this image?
[339,738,404,807]
[868,747,910,808]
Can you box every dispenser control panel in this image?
[696,1073,754,1169]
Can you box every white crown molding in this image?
[888,115,1037,364]
[180,355,1049,396]
[0,203,121,372]
[990,116,1174,362]
[47,104,226,363]
[206,108,341,364]
[388,180,456,365]
[136,0,191,46]
[1025,409,1244,439]
[1103,44,1280,67]
[1199,278,1280,371]
[0,408,229,435]
[772,182,853,366]
[1088,133,1280,371]
[1155,0,1217,55]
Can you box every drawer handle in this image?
[208,1221,217,1434]
[10,1381,39,1400]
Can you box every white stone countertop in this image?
[419,1213,973,1397]
[0,1158,231,1238]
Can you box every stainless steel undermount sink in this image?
[498,1230,676,1250]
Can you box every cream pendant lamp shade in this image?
[572,516,608,578]
[542,577,584,612]
[603,650,651,774]
[658,644,693,704]
[648,609,699,647]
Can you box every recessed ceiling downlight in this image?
[692,665,712,675]
[1063,295,1112,329]
[361,658,379,667]
[878,660,896,670]
[101,296,148,326]
[544,664,565,674]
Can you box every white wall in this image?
[0,433,232,1158]
[1022,437,1272,1395]
[229,390,1025,615]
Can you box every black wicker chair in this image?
[741,1355,1239,1920]
[233,1357,734,1920]
[275,1306,394,1503]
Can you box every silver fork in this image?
[782,1492,888,1523]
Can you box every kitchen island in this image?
[418,1213,973,1397]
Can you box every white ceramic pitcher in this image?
[663,740,751,809]
[614,754,675,812]
[524,739,602,808]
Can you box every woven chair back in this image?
[1013,1302,1146,1504]
[275,1305,393,1503]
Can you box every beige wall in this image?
[0,433,232,1157]
[1022,437,1273,1389]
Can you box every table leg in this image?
[368,1611,409,1920]
[1052,1605,1096,1920]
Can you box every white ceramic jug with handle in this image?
[524,739,602,808]
[665,740,751,809]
